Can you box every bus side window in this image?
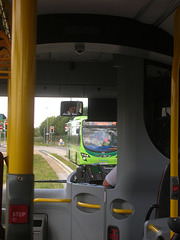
[144,62,171,158]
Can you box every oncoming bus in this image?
[66,116,117,165]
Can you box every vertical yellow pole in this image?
[170,7,180,237]
[6,1,36,239]
[9,0,36,174]
[7,74,10,160]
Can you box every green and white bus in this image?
[66,116,117,165]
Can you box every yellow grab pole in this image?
[9,0,36,174]
[7,72,10,159]
[6,1,36,239]
[170,6,180,224]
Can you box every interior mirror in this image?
[61,101,83,116]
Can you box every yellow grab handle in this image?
[34,198,71,203]
[77,201,100,209]
[113,208,132,214]
[148,224,159,234]
[170,7,180,238]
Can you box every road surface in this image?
[0,145,73,182]
[0,145,67,157]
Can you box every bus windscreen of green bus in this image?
[82,122,117,152]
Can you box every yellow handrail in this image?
[112,208,132,214]
[34,198,71,204]
[170,7,180,224]
[0,70,10,73]
[148,224,159,234]
[77,201,100,209]
[0,76,10,79]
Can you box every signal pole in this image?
[50,126,54,144]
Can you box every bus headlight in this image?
[81,153,90,161]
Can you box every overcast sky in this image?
[0,97,88,128]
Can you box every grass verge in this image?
[34,154,64,189]
[3,155,64,189]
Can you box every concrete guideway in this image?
[34,145,67,157]
[0,145,74,181]
[34,145,75,182]
[39,149,73,176]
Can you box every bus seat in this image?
[145,160,180,221]
[143,161,180,240]
[155,161,180,218]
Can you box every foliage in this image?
[38,106,88,140]
[39,115,73,139]
[83,106,88,116]
[39,116,56,137]
[34,137,44,144]
[34,127,41,137]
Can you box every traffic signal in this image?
[65,124,68,132]
[50,126,54,133]
[4,121,7,131]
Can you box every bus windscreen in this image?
[82,124,117,152]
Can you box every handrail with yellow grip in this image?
[77,201,100,209]
[34,198,71,204]
[112,208,133,214]
[148,224,159,234]
[0,70,11,74]
[170,7,180,238]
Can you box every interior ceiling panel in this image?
[49,51,112,63]
[135,0,180,26]
[8,0,178,63]
[37,0,150,18]
[159,14,174,36]
[36,0,179,36]
[36,43,114,63]
[7,0,179,37]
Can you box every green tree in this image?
[34,127,41,137]
[38,109,88,142]
[53,115,73,137]
[39,116,56,137]
[39,115,73,138]
[83,106,88,116]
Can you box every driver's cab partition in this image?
[68,164,134,240]
[68,164,112,240]
[31,164,115,240]
[143,162,180,240]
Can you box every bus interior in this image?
[0,0,180,240]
